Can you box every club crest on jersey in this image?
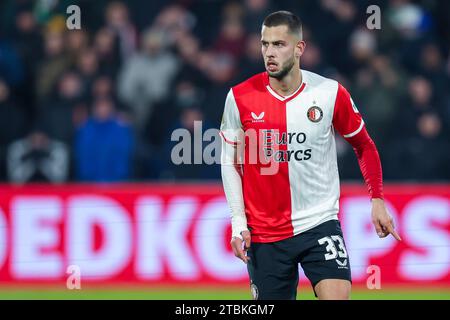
[307,106,323,123]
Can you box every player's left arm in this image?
[333,83,401,241]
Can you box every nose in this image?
[265,46,275,58]
[265,45,275,58]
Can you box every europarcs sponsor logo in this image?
[261,129,312,162]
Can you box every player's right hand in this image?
[371,198,402,241]
[231,230,251,264]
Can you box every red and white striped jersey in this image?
[220,70,365,243]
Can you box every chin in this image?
[267,71,283,79]
[267,69,279,76]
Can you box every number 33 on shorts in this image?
[318,235,349,267]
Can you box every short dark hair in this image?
[263,11,303,39]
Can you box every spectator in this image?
[212,18,247,61]
[351,55,406,147]
[243,0,274,33]
[74,96,134,182]
[118,27,180,133]
[105,1,137,61]
[0,79,28,180]
[7,130,69,183]
[396,76,436,139]
[10,8,42,113]
[318,0,358,73]
[386,1,434,72]
[145,80,204,147]
[37,71,86,145]
[152,4,197,45]
[1,0,35,38]
[346,27,377,75]
[296,40,328,75]
[75,48,100,95]
[174,33,208,86]
[93,27,121,76]
[0,40,25,89]
[236,33,264,82]
[161,107,220,180]
[66,29,89,61]
[385,112,449,180]
[91,74,115,100]
[419,43,449,102]
[202,52,237,124]
[35,20,71,103]
[222,1,246,23]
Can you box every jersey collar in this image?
[263,71,306,102]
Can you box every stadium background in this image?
[0,0,449,299]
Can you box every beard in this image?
[267,56,295,80]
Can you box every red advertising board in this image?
[0,183,448,286]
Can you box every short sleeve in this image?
[220,89,244,165]
[332,83,365,139]
[220,89,243,145]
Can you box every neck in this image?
[269,66,302,96]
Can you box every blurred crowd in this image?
[0,0,449,183]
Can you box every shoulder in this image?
[230,72,267,98]
[302,69,339,93]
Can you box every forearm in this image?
[220,88,247,238]
[221,163,248,239]
[347,128,384,199]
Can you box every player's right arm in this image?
[220,89,251,264]
[333,83,401,241]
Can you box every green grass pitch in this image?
[0,286,449,300]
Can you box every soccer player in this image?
[220,11,401,300]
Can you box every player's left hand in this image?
[230,230,251,264]
[371,198,402,241]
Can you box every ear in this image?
[296,40,306,58]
